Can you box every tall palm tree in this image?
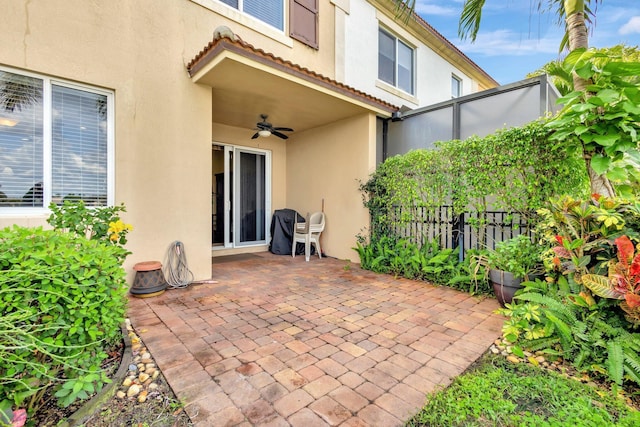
[459,0,600,92]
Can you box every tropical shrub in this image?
[0,202,132,418]
[539,194,640,279]
[0,226,128,413]
[503,282,640,388]
[546,48,640,197]
[485,235,545,279]
[500,195,640,388]
[582,235,640,324]
[354,236,491,294]
[48,200,132,261]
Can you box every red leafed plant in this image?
[582,235,640,324]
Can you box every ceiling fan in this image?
[251,114,294,140]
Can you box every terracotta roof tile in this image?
[187,31,399,114]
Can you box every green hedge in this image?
[0,225,128,412]
[361,119,588,241]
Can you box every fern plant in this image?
[504,288,640,387]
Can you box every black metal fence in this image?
[390,205,533,260]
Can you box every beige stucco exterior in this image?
[1,0,496,283]
[286,113,377,261]
[0,0,397,282]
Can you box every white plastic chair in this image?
[292,212,325,261]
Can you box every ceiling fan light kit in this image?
[251,114,293,140]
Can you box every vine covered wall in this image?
[361,119,589,241]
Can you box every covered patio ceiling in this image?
[187,33,398,137]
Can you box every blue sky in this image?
[414,0,640,85]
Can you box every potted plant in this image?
[486,235,544,307]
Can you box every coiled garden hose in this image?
[163,241,194,289]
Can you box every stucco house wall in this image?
[286,113,376,261]
[0,0,391,281]
[1,0,495,282]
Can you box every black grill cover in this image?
[269,209,314,256]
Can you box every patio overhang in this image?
[187,31,399,134]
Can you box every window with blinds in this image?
[378,28,415,96]
[217,0,284,31]
[0,68,113,210]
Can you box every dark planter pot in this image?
[489,269,523,307]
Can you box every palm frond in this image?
[458,0,486,41]
[0,72,42,112]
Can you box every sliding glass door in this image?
[212,144,270,248]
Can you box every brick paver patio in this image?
[128,252,503,426]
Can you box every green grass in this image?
[407,354,640,427]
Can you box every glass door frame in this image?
[213,143,271,249]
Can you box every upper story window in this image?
[452,74,462,98]
[378,28,414,95]
[219,0,284,31]
[0,67,113,212]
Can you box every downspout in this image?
[383,111,403,162]
[382,118,388,162]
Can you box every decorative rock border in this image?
[490,338,574,375]
[115,320,162,402]
[62,318,170,426]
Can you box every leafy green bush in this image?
[353,236,492,294]
[503,281,640,388]
[47,200,132,261]
[0,225,128,413]
[537,194,640,277]
[546,49,640,197]
[360,119,588,242]
[486,235,545,279]
[500,195,640,388]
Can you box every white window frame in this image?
[217,0,285,31]
[452,74,462,98]
[190,0,292,47]
[378,27,415,96]
[0,66,115,216]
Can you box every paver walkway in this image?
[128,252,503,426]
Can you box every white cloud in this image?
[415,1,458,17]
[620,16,640,35]
[454,29,559,56]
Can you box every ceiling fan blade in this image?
[273,127,293,132]
[272,130,289,140]
[251,132,260,139]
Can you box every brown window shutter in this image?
[289,0,318,49]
